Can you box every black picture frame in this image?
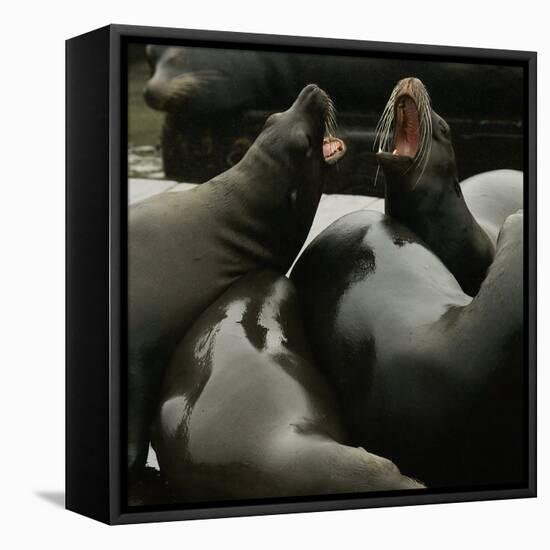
[66,24,537,525]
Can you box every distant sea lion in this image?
[375,77,523,295]
[291,209,525,488]
[143,45,297,115]
[128,84,346,480]
[153,270,423,501]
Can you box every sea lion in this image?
[152,270,423,501]
[143,45,297,115]
[128,84,346,480]
[375,77,523,295]
[291,209,525,488]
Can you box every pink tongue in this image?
[396,97,420,157]
[399,139,417,158]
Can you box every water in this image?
[128,47,165,179]
[128,144,164,179]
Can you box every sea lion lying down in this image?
[153,270,424,501]
[291,209,525,487]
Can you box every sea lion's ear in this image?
[290,188,298,211]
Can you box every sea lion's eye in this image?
[454,177,462,198]
[440,123,449,136]
[290,128,311,156]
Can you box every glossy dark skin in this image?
[152,270,423,501]
[378,96,522,296]
[129,85,334,478]
[291,210,525,488]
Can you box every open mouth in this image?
[392,95,420,159]
[318,89,347,164]
[323,136,346,164]
[374,77,432,178]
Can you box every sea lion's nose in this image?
[303,83,320,94]
[293,84,327,112]
[294,84,320,103]
[143,79,168,111]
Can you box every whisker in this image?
[172,69,226,82]
[323,91,338,137]
[373,164,381,187]
[167,70,227,101]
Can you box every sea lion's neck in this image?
[385,173,495,296]
[206,157,318,275]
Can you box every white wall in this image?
[2,1,547,547]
